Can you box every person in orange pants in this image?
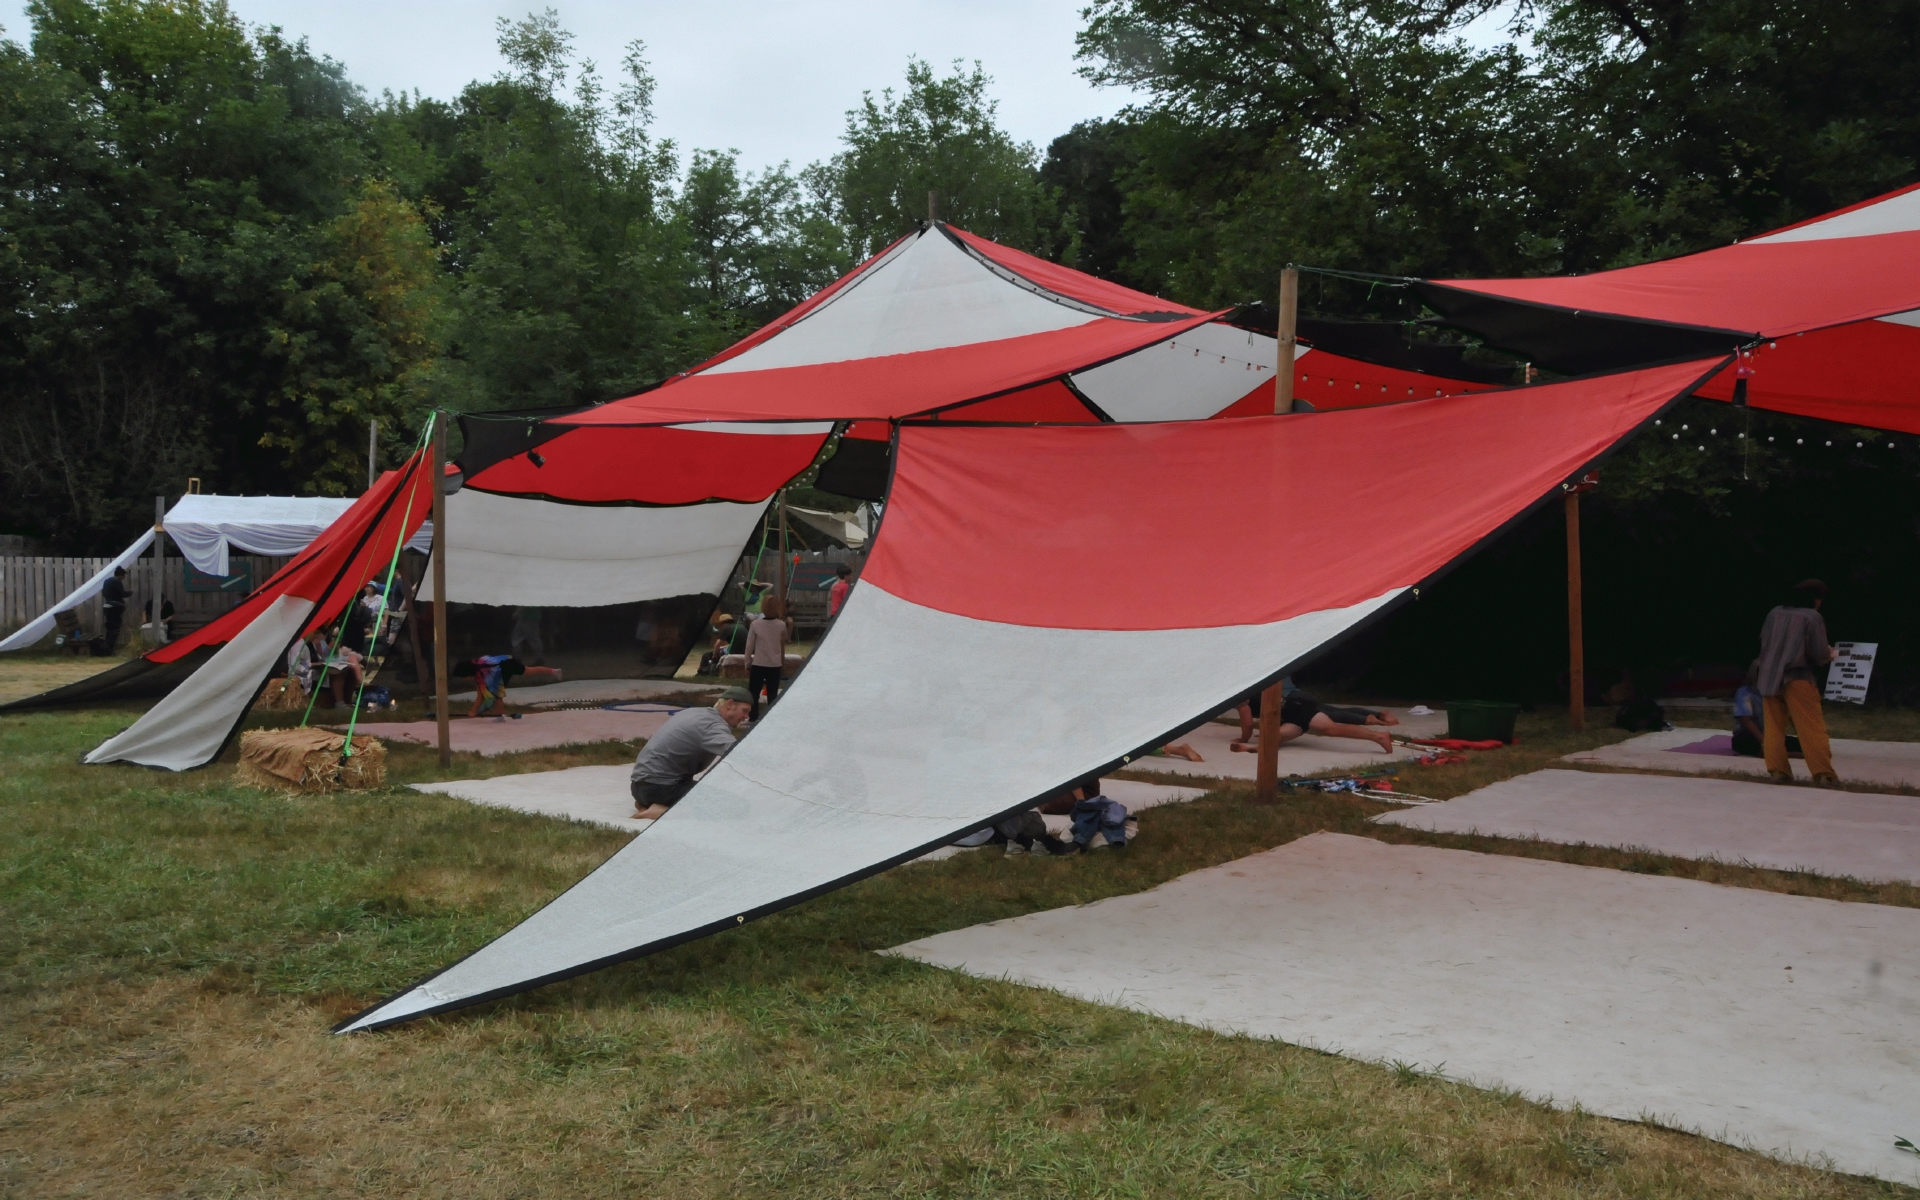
[1755,579,1838,783]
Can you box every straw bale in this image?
[256,676,308,713]
[237,727,386,793]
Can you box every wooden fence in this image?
[1,554,291,645]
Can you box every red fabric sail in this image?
[149,451,435,663]
[1419,184,1920,431]
[462,424,830,504]
[867,358,1727,631]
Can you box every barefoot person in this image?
[629,688,753,819]
[1236,691,1394,754]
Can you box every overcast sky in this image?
[2,1,1150,175]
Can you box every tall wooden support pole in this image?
[431,417,451,767]
[928,190,938,223]
[1273,266,1298,415]
[1256,266,1301,804]
[1565,489,1586,732]
[152,495,167,644]
[368,419,378,489]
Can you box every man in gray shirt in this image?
[1755,579,1838,783]
[631,687,753,819]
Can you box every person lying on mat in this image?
[455,654,525,717]
[1237,682,1396,747]
[1234,692,1394,754]
[629,687,753,819]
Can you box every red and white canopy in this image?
[338,356,1723,1033]
[76,451,437,771]
[547,223,1486,431]
[1419,183,1920,432]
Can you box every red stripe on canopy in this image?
[1433,230,1920,338]
[557,314,1219,425]
[463,425,829,503]
[1691,321,1920,435]
[866,359,1725,631]
[147,451,435,663]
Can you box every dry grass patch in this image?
[5,699,1919,1197]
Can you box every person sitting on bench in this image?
[629,687,753,819]
[293,629,365,709]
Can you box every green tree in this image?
[384,12,707,414]
[814,59,1068,258]
[674,149,852,337]
[0,0,443,551]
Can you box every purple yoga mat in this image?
[1668,734,1737,756]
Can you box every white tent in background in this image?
[0,494,432,655]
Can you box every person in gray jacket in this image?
[630,687,753,819]
[1755,579,1838,783]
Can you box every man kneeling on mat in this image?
[1234,692,1395,754]
[629,687,753,820]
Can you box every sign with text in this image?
[1825,642,1876,704]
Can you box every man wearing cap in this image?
[629,688,753,819]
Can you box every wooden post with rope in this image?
[151,495,167,644]
[1256,266,1300,804]
[1566,489,1585,731]
[431,415,451,768]
[928,190,938,224]
[368,419,379,488]
[1562,471,1597,731]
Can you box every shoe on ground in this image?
[1004,840,1029,857]
[1124,819,1139,841]
[1769,771,1794,783]
[1812,772,1842,785]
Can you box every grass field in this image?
[3,672,1916,1197]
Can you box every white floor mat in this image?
[1375,768,1920,884]
[413,765,642,830]
[1566,727,1920,788]
[890,832,1920,1185]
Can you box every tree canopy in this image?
[5,0,1920,587]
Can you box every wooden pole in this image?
[1256,267,1300,803]
[928,190,938,223]
[431,416,450,768]
[777,494,789,603]
[1273,266,1298,415]
[152,495,167,644]
[1566,489,1586,732]
[368,419,378,489]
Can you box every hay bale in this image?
[237,727,386,793]
[255,676,308,713]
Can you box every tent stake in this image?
[432,416,450,768]
[1566,489,1585,731]
[1258,266,1299,804]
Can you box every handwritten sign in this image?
[1825,642,1876,704]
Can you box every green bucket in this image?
[1445,700,1520,743]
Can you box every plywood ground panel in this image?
[1566,727,1920,788]
[1375,768,1920,884]
[443,677,722,707]
[1136,707,1447,782]
[337,707,675,756]
[890,832,1920,1186]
